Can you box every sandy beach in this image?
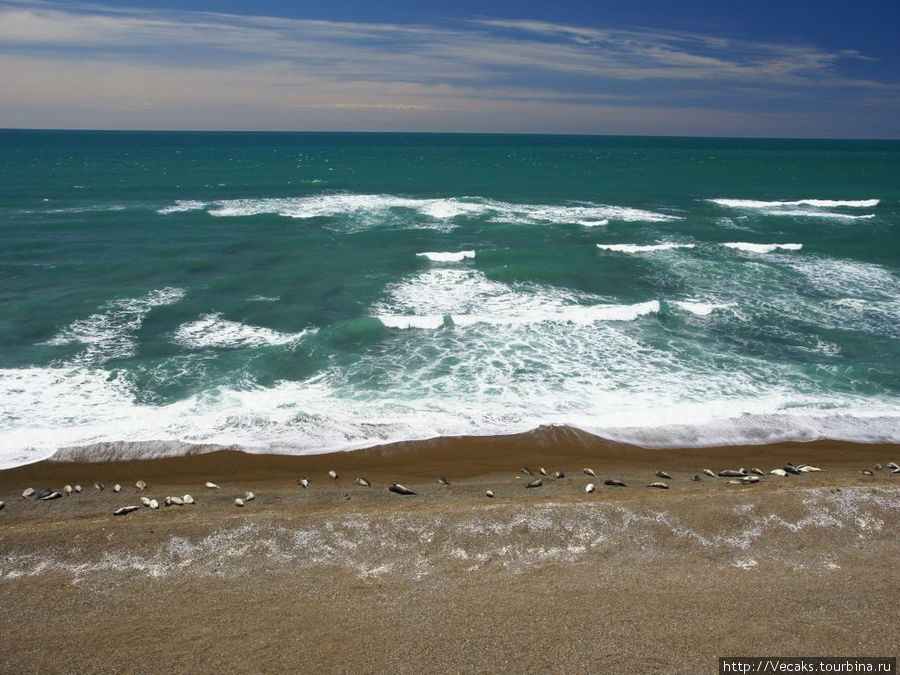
[1,427,898,673]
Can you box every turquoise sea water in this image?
[1,130,898,467]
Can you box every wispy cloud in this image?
[0,1,896,135]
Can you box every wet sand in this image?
[1,427,898,673]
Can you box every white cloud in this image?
[0,1,896,134]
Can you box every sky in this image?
[1,0,898,137]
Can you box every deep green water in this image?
[1,131,898,466]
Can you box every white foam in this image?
[173,314,315,349]
[377,301,659,329]
[723,242,803,254]
[671,300,734,316]
[158,194,678,227]
[373,268,659,329]
[710,198,878,209]
[416,251,475,263]
[597,243,696,253]
[44,288,185,365]
[709,198,877,220]
[157,200,206,214]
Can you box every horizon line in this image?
[2,127,899,142]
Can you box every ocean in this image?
[1,130,898,468]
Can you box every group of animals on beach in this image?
[4,461,897,516]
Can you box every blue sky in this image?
[1,0,898,137]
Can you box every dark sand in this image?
[1,427,898,673]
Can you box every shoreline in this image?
[2,427,897,672]
[3,425,899,489]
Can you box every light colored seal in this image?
[299,478,309,488]
[769,468,787,476]
[113,484,121,493]
[183,495,195,504]
[526,479,543,488]
[485,490,494,498]
[140,497,151,507]
[656,471,672,480]
[718,469,745,477]
[234,498,245,507]
[64,485,73,494]
[204,481,220,489]
[604,479,627,487]
[244,492,255,501]
[356,477,371,487]
[22,487,35,498]
[114,506,140,516]
[135,480,146,491]
[583,468,596,477]
[389,483,416,495]
[646,482,669,489]
[585,483,595,493]
[149,499,159,509]
[328,470,338,480]
[703,469,716,478]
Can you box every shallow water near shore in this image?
[2,131,899,467]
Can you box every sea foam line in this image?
[596,243,696,253]
[723,242,803,254]
[416,251,475,263]
[173,313,316,349]
[376,300,660,329]
[157,194,679,225]
[710,198,879,209]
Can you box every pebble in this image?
[234,498,245,507]
[114,506,140,516]
[583,468,596,477]
[646,482,669,489]
[204,481,219,489]
[585,483,595,493]
[22,487,35,498]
